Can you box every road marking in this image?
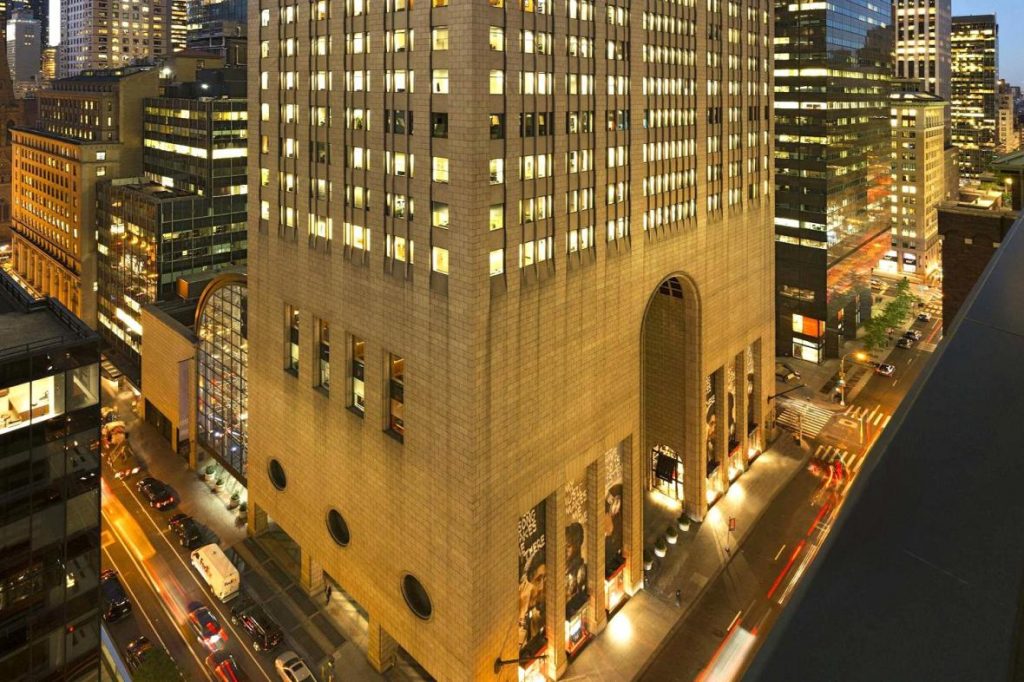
[773,544,787,561]
[102,515,212,681]
[892,379,899,386]
[882,415,892,429]
[867,405,880,423]
[117,478,274,682]
[873,412,884,426]
[822,445,833,460]
[727,611,743,633]
[814,444,824,458]
[844,405,854,416]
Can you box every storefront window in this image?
[565,478,590,657]
[518,500,547,673]
[604,444,626,613]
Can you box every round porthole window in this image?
[326,509,350,547]
[268,459,287,490]
[401,574,433,620]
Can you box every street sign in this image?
[728,517,737,531]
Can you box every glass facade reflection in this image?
[196,275,248,483]
[0,272,102,679]
[774,0,893,361]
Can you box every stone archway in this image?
[639,274,704,527]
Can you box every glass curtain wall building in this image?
[0,270,101,679]
[195,273,247,483]
[774,0,894,362]
[951,15,998,180]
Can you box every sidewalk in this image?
[566,435,811,681]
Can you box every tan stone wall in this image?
[140,306,196,444]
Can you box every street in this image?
[638,295,944,681]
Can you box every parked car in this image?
[775,363,800,382]
[137,477,175,509]
[917,312,931,322]
[903,329,923,341]
[206,652,245,682]
[230,597,284,651]
[124,636,154,671]
[188,605,226,652]
[870,278,882,288]
[275,651,316,682]
[896,337,914,349]
[874,363,896,377]
[169,514,202,548]
[100,569,132,622]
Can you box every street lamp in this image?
[1004,177,1014,207]
[837,351,868,407]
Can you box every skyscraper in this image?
[951,15,998,180]
[0,268,102,680]
[997,79,1018,154]
[893,0,951,100]
[248,0,775,679]
[774,0,894,362]
[6,9,41,85]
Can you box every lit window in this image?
[350,336,365,414]
[489,26,504,51]
[286,306,300,374]
[489,70,504,94]
[387,354,405,439]
[432,157,450,183]
[432,27,449,50]
[317,320,331,390]
[432,69,449,94]
[431,246,449,274]
[489,158,504,184]
[431,202,450,228]
[489,204,504,230]
[489,249,504,276]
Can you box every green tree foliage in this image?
[133,648,183,682]
[862,278,922,352]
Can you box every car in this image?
[870,278,882,288]
[137,477,175,509]
[99,569,132,622]
[124,636,154,671]
[896,337,914,349]
[917,312,931,322]
[206,652,245,682]
[230,597,284,651]
[188,605,226,651]
[274,651,316,682]
[903,329,922,341]
[171,516,202,548]
[874,363,896,377]
[775,363,800,382]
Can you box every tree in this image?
[133,648,184,682]
[862,316,889,353]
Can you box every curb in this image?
[632,440,814,680]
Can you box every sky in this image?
[955,0,1024,85]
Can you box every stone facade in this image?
[248,1,775,680]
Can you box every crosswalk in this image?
[813,444,865,474]
[842,403,890,428]
[775,399,834,438]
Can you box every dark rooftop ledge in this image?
[745,213,1024,682]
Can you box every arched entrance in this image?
[640,274,704,524]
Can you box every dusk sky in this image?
[955,0,1024,85]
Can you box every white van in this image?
[191,544,240,602]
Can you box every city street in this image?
[637,300,944,681]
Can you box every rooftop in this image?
[106,177,194,200]
[0,270,97,362]
[746,214,1024,681]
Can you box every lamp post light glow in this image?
[838,351,869,407]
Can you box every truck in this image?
[190,544,240,602]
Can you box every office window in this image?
[489,158,504,184]
[489,249,504,276]
[489,26,504,51]
[286,306,300,374]
[318,320,331,390]
[432,246,449,274]
[432,156,450,183]
[350,336,365,414]
[387,354,405,439]
[489,70,504,94]
[432,27,449,50]
[489,204,504,230]
[432,69,449,94]
[432,113,448,138]
[489,114,504,139]
[432,201,450,228]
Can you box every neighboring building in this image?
[40,46,55,81]
[58,0,188,77]
[997,79,1018,154]
[775,0,894,362]
[883,90,946,280]
[894,0,951,100]
[154,47,225,84]
[951,15,998,180]
[95,179,235,383]
[6,10,41,85]
[0,36,24,249]
[937,187,1017,330]
[139,294,198,455]
[0,268,102,680]
[249,0,774,680]
[8,67,160,326]
[187,0,246,46]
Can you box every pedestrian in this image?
[325,584,332,605]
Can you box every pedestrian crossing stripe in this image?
[873,412,884,426]
[776,400,834,438]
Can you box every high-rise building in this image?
[9,67,160,326]
[951,15,998,180]
[0,34,24,249]
[187,0,247,46]
[882,90,946,280]
[6,9,41,85]
[997,79,1018,154]
[40,46,55,81]
[248,0,775,679]
[0,268,102,680]
[58,0,188,77]
[775,0,894,362]
[893,0,951,100]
